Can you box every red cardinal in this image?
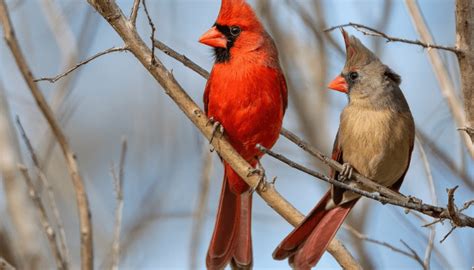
[199,0,287,269]
[273,30,415,269]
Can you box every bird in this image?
[272,29,415,269]
[199,0,287,269]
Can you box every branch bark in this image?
[84,0,361,268]
[455,0,474,142]
[0,1,93,269]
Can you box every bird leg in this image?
[338,163,353,182]
[248,159,266,193]
[207,117,224,151]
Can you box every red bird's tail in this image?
[273,191,357,269]
[206,164,252,270]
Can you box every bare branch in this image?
[153,39,210,79]
[129,0,140,26]
[400,240,424,267]
[324,22,460,54]
[15,116,71,268]
[35,46,129,83]
[18,165,66,270]
[142,0,156,66]
[84,1,361,268]
[0,2,93,269]
[455,0,474,142]
[343,225,425,267]
[111,138,127,270]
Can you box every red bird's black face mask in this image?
[199,23,242,63]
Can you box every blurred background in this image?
[0,0,472,269]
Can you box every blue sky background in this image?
[0,0,473,269]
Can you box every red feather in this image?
[202,1,287,268]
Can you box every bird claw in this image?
[338,163,353,182]
[207,117,224,147]
[248,162,267,193]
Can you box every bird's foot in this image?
[338,163,353,182]
[248,163,266,193]
[407,196,423,205]
[207,117,224,151]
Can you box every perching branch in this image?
[324,22,460,54]
[84,1,361,268]
[35,46,129,83]
[0,1,93,269]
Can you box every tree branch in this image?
[455,0,474,143]
[0,1,93,269]
[35,46,129,83]
[325,22,460,54]
[16,116,71,268]
[18,165,66,270]
[84,0,361,268]
[153,39,210,79]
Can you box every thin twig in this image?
[189,149,213,270]
[400,240,425,267]
[343,225,424,265]
[0,2,93,269]
[324,22,460,54]
[111,138,127,270]
[129,0,140,26]
[15,116,71,268]
[153,39,210,79]
[18,165,66,270]
[141,0,156,66]
[35,46,129,83]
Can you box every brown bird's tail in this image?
[206,163,253,270]
[273,191,357,269]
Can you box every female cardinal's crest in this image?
[341,29,378,69]
[217,0,262,30]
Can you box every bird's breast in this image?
[206,65,284,160]
[338,106,414,187]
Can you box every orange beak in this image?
[328,75,349,93]
[199,26,227,48]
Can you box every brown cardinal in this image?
[272,30,415,269]
[199,0,287,269]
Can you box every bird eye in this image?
[349,71,359,81]
[230,26,241,37]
